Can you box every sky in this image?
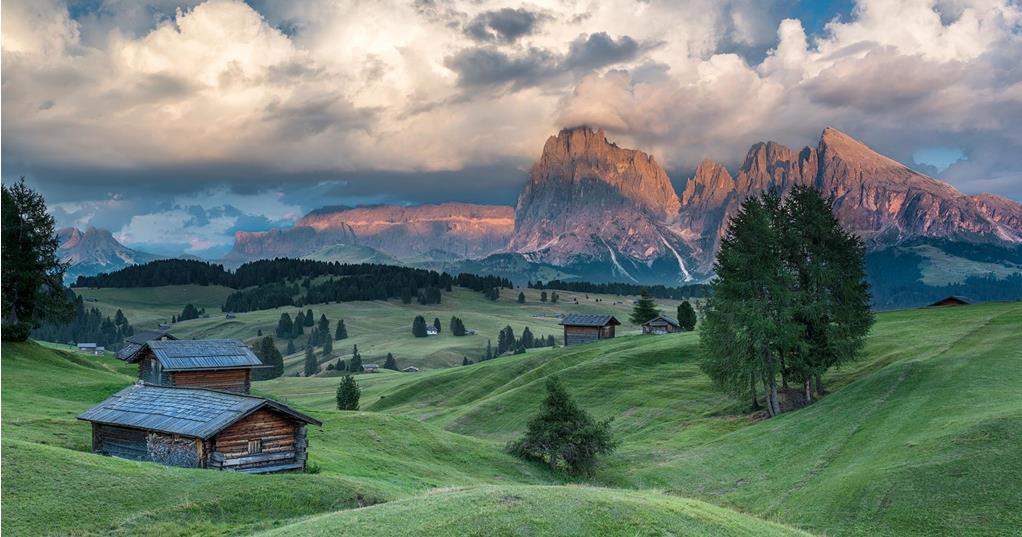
[3,0,1021,258]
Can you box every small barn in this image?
[78,384,321,473]
[123,339,264,394]
[116,329,177,361]
[642,315,681,335]
[560,314,620,346]
[77,343,105,355]
[927,296,971,307]
[363,364,380,373]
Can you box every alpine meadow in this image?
[3,1,1022,536]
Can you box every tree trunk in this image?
[749,377,760,410]
[804,380,812,404]
[815,374,825,396]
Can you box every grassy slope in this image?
[267,301,1022,536]
[254,486,812,537]
[0,342,555,536]
[76,285,687,370]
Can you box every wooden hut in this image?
[116,329,177,361]
[78,384,321,473]
[641,315,681,335]
[927,296,971,307]
[559,314,620,346]
[123,339,264,394]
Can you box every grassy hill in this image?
[74,285,689,370]
[3,302,1019,536]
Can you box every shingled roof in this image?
[126,339,263,371]
[559,314,621,327]
[77,384,321,439]
[116,330,177,361]
[643,315,680,327]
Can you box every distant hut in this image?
[559,314,621,346]
[641,315,681,335]
[78,384,320,473]
[116,329,177,361]
[363,364,380,373]
[927,296,971,307]
[401,366,420,373]
[77,343,105,355]
[122,339,264,394]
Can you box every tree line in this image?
[31,291,134,350]
[530,279,710,300]
[700,187,873,417]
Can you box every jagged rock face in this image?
[679,127,1022,272]
[510,127,688,276]
[226,202,514,262]
[58,227,161,282]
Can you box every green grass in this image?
[253,485,813,537]
[78,285,689,370]
[4,300,1020,536]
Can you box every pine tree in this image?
[318,313,330,335]
[485,339,493,360]
[303,346,319,377]
[521,326,535,348]
[171,315,177,323]
[336,358,346,371]
[677,301,697,331]
[257,328,263,337]
[433,317,442,335]
[1,179,71,341]
[629,289,660,325]
[276,313,293,339]
[321,334,333,356]
[547,335,556,347]
[335,319,348,340]
[286,338,296,354]
[450,316,466,336]
[462,357,471,366]
[412,315,428,337]
[540,291,548,302]
[349,345,363,373]
[383,353,398,370]
[252,336,284,380]
[336,375,360,410]
[550,292,559,303]
[517,291,526,303]
[304,309,315,326]
[507,377,616,475]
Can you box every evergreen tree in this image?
[462,357,472,366]
[257,328,263,337]
[433,317,442,335]
[114,309,127,326]
[335,319,348,340]
[699,195,799,417]
[336,375,360,410]
[178,304,201,321]
[485,339,493,360]
[497,325,516,355]
[450,316,466,336]
[629,289,660,325]
[521,326,535,348]
[303,346,319,377]
[171,315,177,323]
[318,313,330,335]
[412,315,428,337]
[550,292,559,303]
[336,358,346,371]
[540,291,548,302]
[252,336,284,380]
[304,308,315,326]
[276,313,293,339]
[292,312,305,337]
[507,377,616,475]
[547,335,556,347]
[383,353,398,371]
[321,334,333,356]
[349,345,363,373]
[677,301,697,331]
[286,338,296,354]
[1,179,71,341]
[517,291,526,303]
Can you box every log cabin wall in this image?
[171,369,251,394]
[92,424,201,467]
[564,325,604,346]
[138,355,172,385]
[209,408,299,471]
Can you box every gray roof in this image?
[116,330,178,361]
[128,339,263,371]
[78,384,321,438]
[644,315,680,326]
[559,314,621,327]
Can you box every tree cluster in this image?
[31,291,132,349]
[449,316,467,336]
[251,336,284,380]
[530,279,710,300]
[489,325,555,358]
[177,304,205,322]
[700,187,873,417]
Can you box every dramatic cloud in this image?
[2,0,1021,256]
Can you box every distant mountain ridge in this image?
[57,227,163,283]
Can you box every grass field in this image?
[3,301,1020,536]
[75,285,689,370]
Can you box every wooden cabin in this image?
[927,296,971,307]
[123,339,264,394]
[559,314,621,346]
[642,315,681,335]
[78,384,321,473]
[116,329,177,361]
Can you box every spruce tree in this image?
[1,179,71,341]
[517,291,526,303]
[433,317,442,335]
[383,353,398,370]
[507,377,616,475]
[629,289,660,325]
[321,335,333,356]
[336,375,360,410]
[521,326,535,348]
[257,328,263,337]
[485,339,493,360]
[276,313,293,339]
[450,316,466,336]
[303,346,319,377]
[318,313,330,334]
[286,338,296,354]
[550,292,559,303]
[462,357,471,366]
[336,358,346,371]
[304,309,315,326]
[252,336,284,380]
[540,291,548,302]
[349,345,363,373]
[335,319,348,340]
[677,301,697,331]
[412,315,428,337]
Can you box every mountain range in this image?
[57,227,163,284]
[65,127,1022,306]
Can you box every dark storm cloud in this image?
[447,32,648,90]
[464,8,544,43]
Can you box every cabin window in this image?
[247,439,262,454]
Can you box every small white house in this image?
[77,343,105,355]
[425,326,439,336]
